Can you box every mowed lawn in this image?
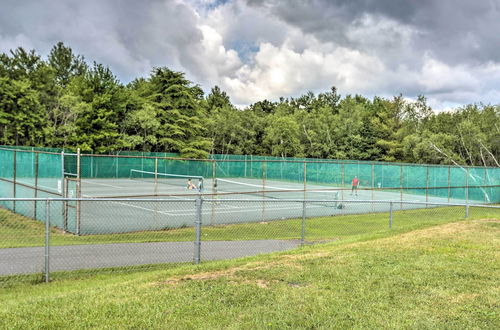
[0,218,498,329]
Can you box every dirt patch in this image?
[154,258,309,289]
[302,238,341,245]
[156,264,272,286]
[449,293,480,304]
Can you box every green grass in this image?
[1,205,499,248]
[0,218,498,329]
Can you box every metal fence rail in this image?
[0,197,499,285]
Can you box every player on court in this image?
[187,178,197,190]
[351,176,359,196]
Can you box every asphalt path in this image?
[0,240,301,276]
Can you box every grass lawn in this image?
[1,205,499,248]
[0,218,498,329]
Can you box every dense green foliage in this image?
[1,43,499,165]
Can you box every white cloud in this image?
[195,25,242,81]
[347,13,416,51]
[418,55,479,94]
[0,0,498,109]
[221,41,385,105]
[203,0,290,50]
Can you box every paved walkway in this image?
[0,240,301,276]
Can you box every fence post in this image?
[194,197,203,264]
[211,160,216,225]
[447,166,451,203]
[262,161,266,221]
[154,158,158,186]
[60,151,65,229]
[250,155,253,177]
[341,163,344,201]
[244,155,247,177]
[13,150,16,212]
[301,201,306,246]
[484,168,488,203]
[34,152,39,219]
[340,163,345,216]
[465,167,469,205]
[371,164,375,211]
[44,200,51,283]
[302,161,307,245]
[76,148,81,236]
[389,202,393,229]
[465,202,469,219]
[426,166,429,208]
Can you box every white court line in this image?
[164,194,246,210]
[82,180,124,189]
[81,194,177,216]
[80,193,310,217]
[343,200,421,206]
[343,199,422,202]
[38,184,59,194]
[170,199,428,217]
[170,203,325,217]
[80,196,427,219]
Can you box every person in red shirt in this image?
[351,176,359,196]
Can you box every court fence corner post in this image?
[44,199,51,283]
[194,197,203,264]
[465,202,469,219]
[389,201,393,229]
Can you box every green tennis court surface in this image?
[1,146,498,235]
[60,176,467,235]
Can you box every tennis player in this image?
[187,179,197,190]
[197,178,204,192]
[351,176,359,196]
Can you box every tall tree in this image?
[149,67,211,158]
[63,63,127,152]
[0,48,51,146]
[48,42,87,88]
[264,115,303,158]
[0,77,45,145]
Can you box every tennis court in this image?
[1,146,498,235]
[65,172,466,234]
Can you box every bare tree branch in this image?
[302,124,314,150]
[479,140,500,167]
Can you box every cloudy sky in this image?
[1,0,499,109]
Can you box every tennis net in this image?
[214,178,339,207]
[130,169,204,191]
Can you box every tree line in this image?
[1,42,499,166]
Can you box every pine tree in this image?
[149,67,211,158]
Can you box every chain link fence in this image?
[1,198,499,286]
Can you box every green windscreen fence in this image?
[0,148,69,231]
[1,146,499,235]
